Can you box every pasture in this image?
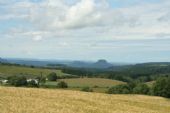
[0,64,65,77]
[44,78,125,93]
[58,78,125,87]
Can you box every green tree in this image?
[47,72,57,81]
[152,77,170,98]
[133,83,150,94]
[8,76,27,87]
[57,81,68,88]
[107,84,131,94]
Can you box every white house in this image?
[0,79,8,84]
[27,79,39,84]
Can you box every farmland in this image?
[0,64,67,77]
[58,78,125,87]
[0,86,170,113]
[45,78,125,93]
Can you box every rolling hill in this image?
[0,64,69,78]
[0,86,170,113]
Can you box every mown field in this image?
[45,78,125,93]
[0,64,66,77]
[59,78,125,87]
[0,86,170,113]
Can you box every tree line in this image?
[107,76,170,98]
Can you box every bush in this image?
[152,77,170,98]
[47,72,57,81]
[8,76,27,87]
[93,85,99,88]
[107,84,131,94]
[133,83,150,94]
[57,81,68,88]
[81,87,93,92]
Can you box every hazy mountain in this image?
[0,58,8,63]
[67,59,113,69]
[6,58,71,67]
[91,59,113,69]
[68,61,91,68]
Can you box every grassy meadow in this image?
[0,64,65,77]
[58,78,125,87]
[0,86,170,113]
[45,78,125,93]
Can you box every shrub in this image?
[81,87,93,92]
[57,81,68,88]
[107,84,131,94]
[47,72,57,81]
[152,77,170,98]
[93,85,99,88]
[133,83,150,94]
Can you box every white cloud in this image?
[1,0,170,40]
[33,35,42,41]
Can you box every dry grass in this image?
[0,86,170,113]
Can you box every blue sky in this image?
[0,0,170,63]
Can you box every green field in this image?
[0,64,66,77]
[0,86,170,113]
[45,78,125,88]
[58,78,125,87]
[45,78,125,93]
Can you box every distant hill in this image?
[91,59,113,68]
[0,58,8,63]
[67,61,91,68]
[6,58,71,67]
[68,59,113,69]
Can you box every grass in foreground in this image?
[0,86,170,113]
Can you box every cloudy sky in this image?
[0,0,170,63]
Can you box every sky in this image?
[0,0,170,63]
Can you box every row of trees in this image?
[107,76,170,98]
[7,76,38,87]
[6,72,68,88]
[61,65,170,83]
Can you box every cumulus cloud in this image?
[1,0,170,40]
[29,0,110,29]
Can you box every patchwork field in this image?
[0,64,65,77]
[0,86,170,113]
